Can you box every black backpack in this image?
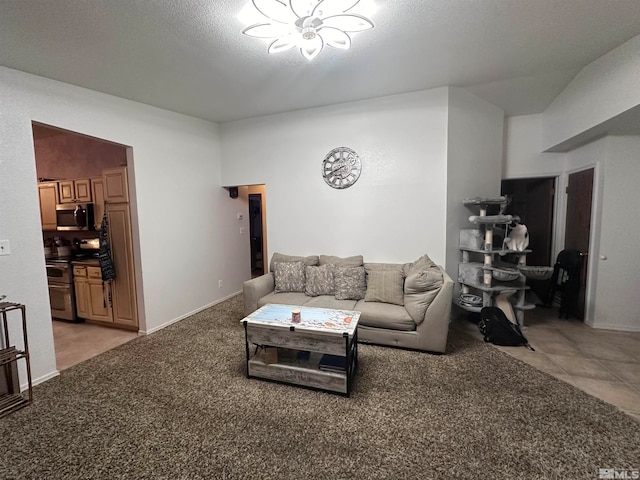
[478,307,534,350]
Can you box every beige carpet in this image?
[2,294,639,479]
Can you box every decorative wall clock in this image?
[321,147,362,189]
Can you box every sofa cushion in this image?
[334,266,366,300]
[304,264,335,297]
[274,261,306,293]
[270,252,319,273]
[404,262,443,324]
[354,300,416,331]
[302,295,357,310]
[364,269,404,306]
[258,291,310,309]
[319,255,364,267]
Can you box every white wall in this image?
[446,88,504,282]
[591,136,640,331]
[505,112,640,331]
[0,67,247,383]
[503,115,567,178]
[542,34,640,151]
[221,89,450,265]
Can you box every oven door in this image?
[48,283,76,321]
[46,263,72,283]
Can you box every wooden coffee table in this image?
[241,304,360,396]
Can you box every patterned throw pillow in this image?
[274,261,306,293]
[334,266,366,300]
[305,265,335,297]
[364,269,405,305]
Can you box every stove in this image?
[45,238,100,322]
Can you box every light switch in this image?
[0,239,10,256]
[237,213,244,220]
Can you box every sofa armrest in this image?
[416,266,454,353]
[243,273,275,316]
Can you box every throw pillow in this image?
[404,266,443,324]
[274,261,306,293]
[319,255,364,267]
[334,266,366,300]
[270,252,319,273]
[305,264,335,297]
[364,269,405,306]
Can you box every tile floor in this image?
[452,306,640,422]
[52,320,138,371]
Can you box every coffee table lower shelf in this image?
[248,352,350,395]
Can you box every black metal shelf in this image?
[0,302,33,418]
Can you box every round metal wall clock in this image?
[321,147,362,189]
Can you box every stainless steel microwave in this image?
[55,203,95,231]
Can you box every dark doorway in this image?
[501,177,555,266]
[564,168,594,319]
[501,177,556,301]
[249,194,264,277]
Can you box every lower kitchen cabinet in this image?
[73,265,112,323]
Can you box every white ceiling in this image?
[2,0,640,123]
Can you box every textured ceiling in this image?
[2,0,640,123]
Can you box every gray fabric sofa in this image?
[243,253,454,354]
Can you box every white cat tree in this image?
[457,197,535,326]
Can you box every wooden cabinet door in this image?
[59,180,75,203]
[106,203,138,327]
[91,177,105,230]
[38,182,59,231]
[74,278,90,319]
[75,179,92,202]
[88,280,112,322]
[103,167,129,203]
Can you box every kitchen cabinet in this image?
[73,265,111,323]
[38,182,59,231]
[59,178,92,203]
[91,177,105,230]
[103,166,129,203]
[106,203,138,328]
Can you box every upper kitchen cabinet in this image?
[91,177,105,230]
[59,178,92,203]
[103,166,129,203]
[38,182,59,231]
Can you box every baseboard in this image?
[140,291,242,335]
[589,322,640,333]
[22,370,60,391]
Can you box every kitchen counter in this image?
[71,258,100,267]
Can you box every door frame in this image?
[557,163,603,326]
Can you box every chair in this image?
[545,249,583,319]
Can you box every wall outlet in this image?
[0,239,10,256]
[218,280,223,288]
[240,227,245,235]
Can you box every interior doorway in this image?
[563,168,594,320]
[501,176,556,301]
[249,193,264,277]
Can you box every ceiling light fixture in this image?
[242,0,375,61]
